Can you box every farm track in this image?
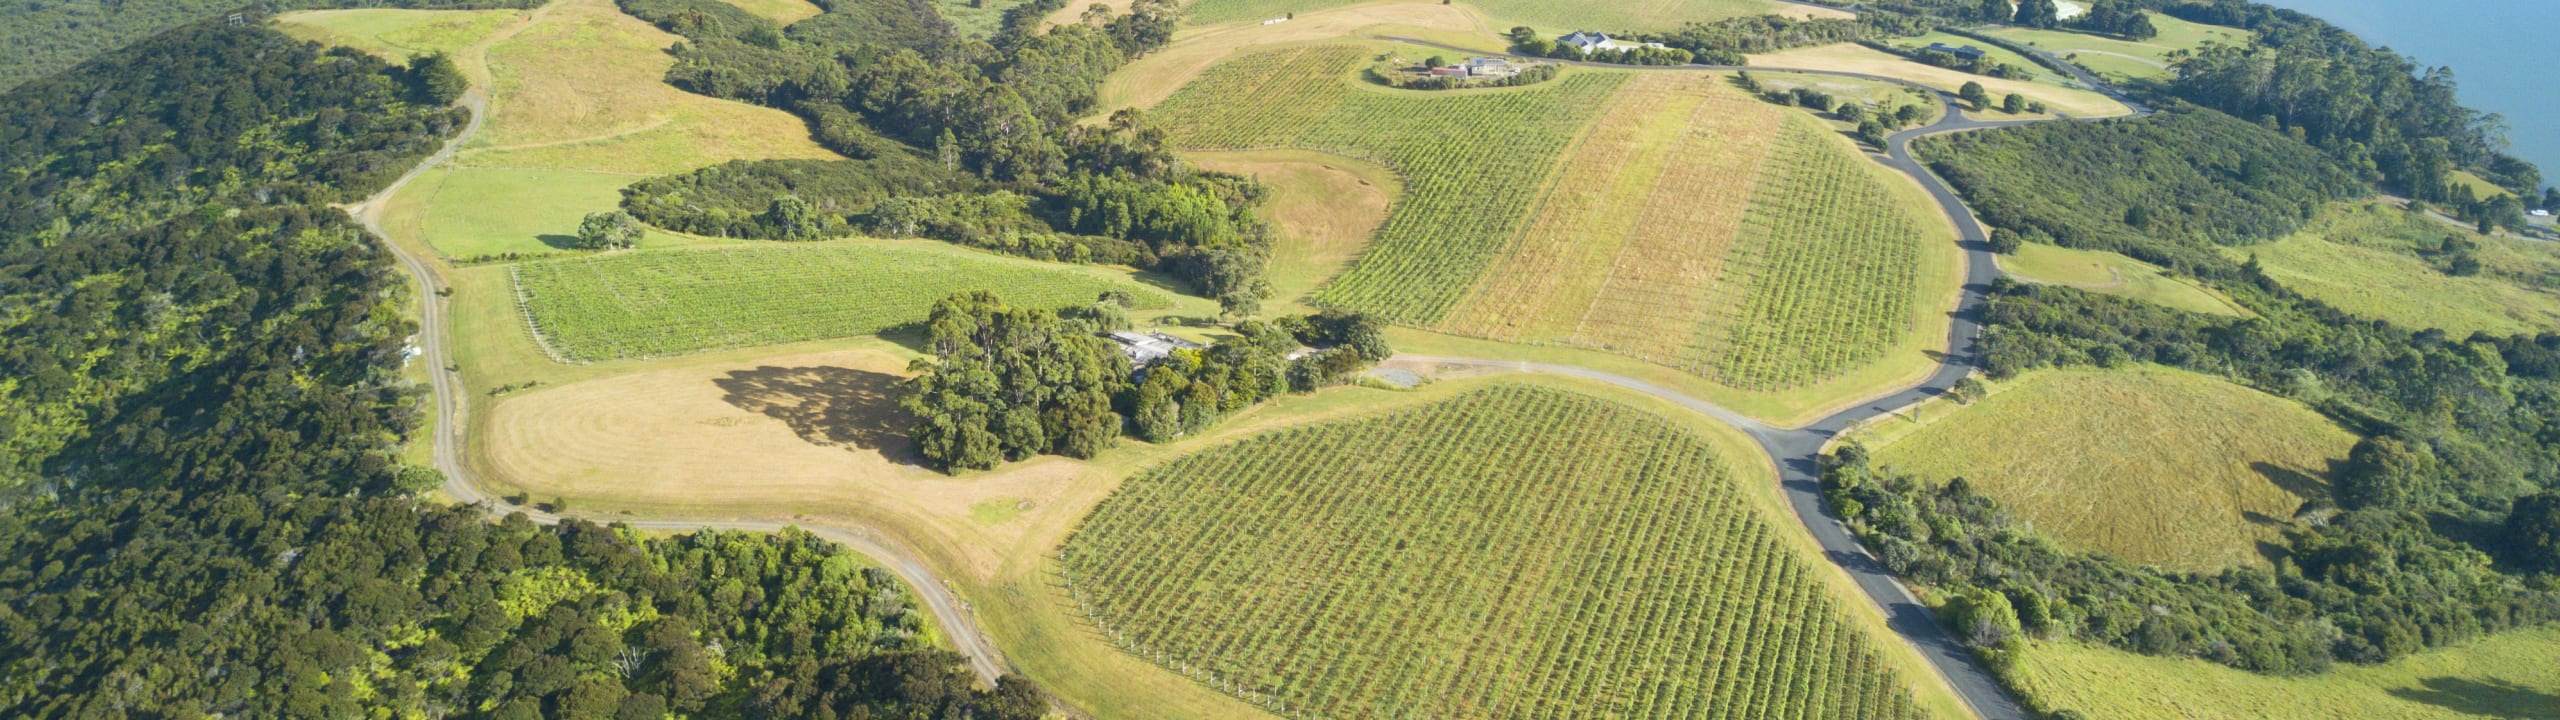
[350,26,2156,719]
[344,90,1010,686]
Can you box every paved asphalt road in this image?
[347,29,2163,717]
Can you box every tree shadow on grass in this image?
[2388,676,2560,719]
[537,234,584,250]
[2251,460,2332,503]
[714,365,918,463]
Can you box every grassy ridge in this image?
[1060,385,1932,719]
[1869,366,2353,571]
[2012,629,2560,720]
[2248,202,2560,336]
[2001,243,2248,317]
[1154,44,1627,325]
[514,241,1170,360]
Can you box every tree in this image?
[576,211,644,249]
[1425,54,1448,69]
[1977,0,2011,22]
[2013,0,2060,28]
[900,292,1130,471]
[1836,103,1866,124]
[407,52,468,105]
[766,194,821,239]
[2002,93,2026,114]
[1943,586,2022,647]
[1949,376,1986,405]
[2336,436,2433,510]
[1959,81,1990,111]
[1895,103,1929,126]
[2543,187,2559,213]
[2510,492,2560,572]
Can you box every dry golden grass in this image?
[481,348,1086,578]
[1186,149,1397,309]
[1443,74,1708,342]
[1867,366,2354,571]
[464,0,837,175]
[1569,87,1784,363]
[1095,1,1500,115]
[1749,43,2132,119]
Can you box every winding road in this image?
[344,90,1012,686]
[347,26,2158,718]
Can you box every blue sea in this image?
[2249,0,2558,189]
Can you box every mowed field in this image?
[2011,628,2560,720]
[278,8,529,82]
[1982,12,2249,82]
[1748,42,2130,118]
[1059,385,1937,719]
[514,240,1174,361]
[2001,243,2249,317]
[1866,366,2354,571]
[2248,202,2560,336]
[1154,46,1956,392]
[1184,0,1805,32]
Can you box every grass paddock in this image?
[1865,366,2354,571]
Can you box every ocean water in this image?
[2248,0,2558,190]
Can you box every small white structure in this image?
[1463,57,1519,77]
[2533,209,2553,218]
[1557,30,1666,54]
[1261,16,1287,25]
[1108,331,1205,366]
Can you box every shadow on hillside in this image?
[2250,461,2333,503]
[2389,676,2560,719]
[714,365,917,462]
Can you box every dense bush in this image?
[0,494,1041,718]
[2158,0,2543,199]
[0,0,544,92]
[0,22,466,252]
[1918,105,2366,270]
[0,22,1050,716]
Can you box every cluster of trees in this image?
[621,154,965,240]
[2156,0,2543,204]
[1735,71,1936,148]
[0,21,1049,716]
[0,22,467,251]
[899,292,1134,471]
[1918,105,2368,266]
[1130,311,1391,442]
[2071,0,2159,39]
[901,293,1391,470]
[1637,14,1933,64]
[611,0,1277,313]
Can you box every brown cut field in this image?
[1749,43,2132,119]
